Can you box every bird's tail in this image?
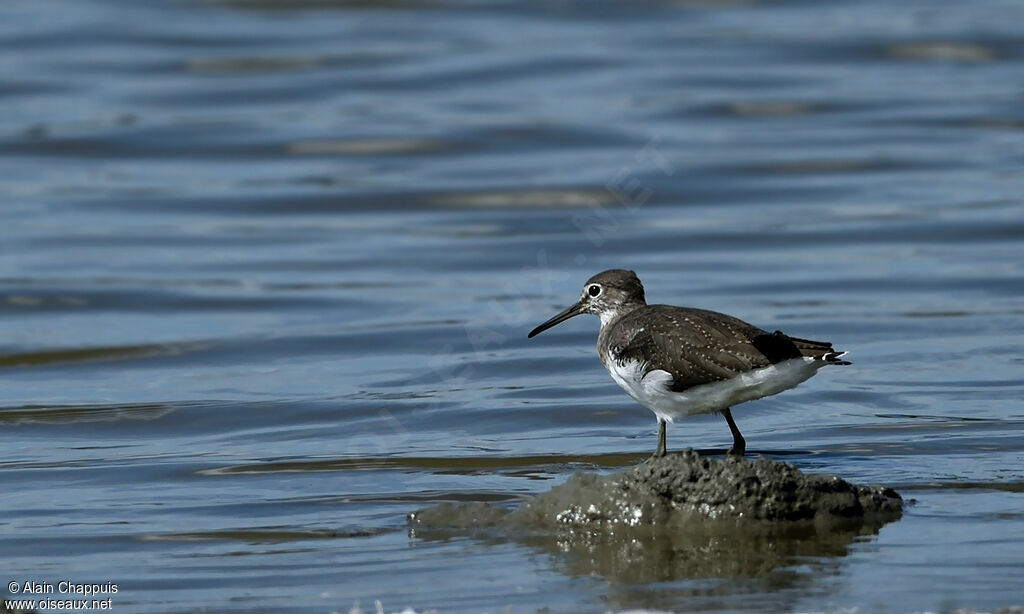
[788,335,852,365]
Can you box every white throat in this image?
[598,308,620,327]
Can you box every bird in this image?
[527,269,849,457]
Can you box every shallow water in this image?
[2,0,1024,612]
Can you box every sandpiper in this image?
[527,269,849,457]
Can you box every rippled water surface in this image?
[3,0,1024,612]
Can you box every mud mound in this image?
[514,450,903,528]
[411,450,902,533]
[409,451,904,588]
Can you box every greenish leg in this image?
[653,418,667,457]
[723,407,745,457]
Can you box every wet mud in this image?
[412,450,903,531]
[409,451,904,591]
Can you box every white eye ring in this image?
[588,284,601,297]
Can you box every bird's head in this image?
[527,269,646,337]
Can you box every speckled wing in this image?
[605,305,824,392]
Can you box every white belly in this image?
[605,357,823,423]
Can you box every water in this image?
[2,0,1023,611]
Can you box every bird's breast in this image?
[602,356,649,405]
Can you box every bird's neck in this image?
[597,301,644,330]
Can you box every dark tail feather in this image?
[821,350,851,365]
[787,334,852,365]
[753,331,851,365]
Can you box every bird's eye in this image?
[588,284,601,297]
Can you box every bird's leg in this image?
[653,418,667,458]
[723,407,745,457]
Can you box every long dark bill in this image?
[527,301,584,338]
